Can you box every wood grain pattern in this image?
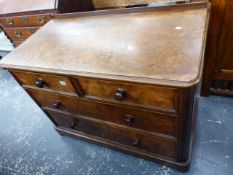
[201,0,227,96]
[46,108,177,159]
[27,89,177,137]
[11,71,78,96]
[214,0,233,79]
[77,77,177,111]
[1,5,209,87]
[201,0,233,96]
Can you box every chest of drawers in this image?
[0,0,94,47]
[0,1,210,171]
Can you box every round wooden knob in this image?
[7,19,14,25]
[29,28,36,34]
[115,88,126,101]
[38,16,46,24]
[132,138,140,146]
[35,79,45,88]
[53,102,62,109]
[15,31,22,37]
[70,121,78,129]
[123,114,134,124]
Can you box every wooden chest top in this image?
[0,0,56,15]
[0,2,210,87]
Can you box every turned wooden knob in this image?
[53,102,62,109]
[38,16,46,24]
[29,28,36,34]
[123,114,134,124]
[35,79,45,88]
[15,31,22,37]
[132,138,140,146]
[115,88,126,101]
[70,121,78,129]
[7,19,14,25]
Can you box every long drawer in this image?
[4,27,40,41]
[0,14,53,27]
[76,77,178,112]
[46,108,177,159]
[27,89,176,137]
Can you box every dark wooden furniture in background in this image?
[0,0,94,47]
[201,0,233,97]
[0,1,210,172]
[0,0,193,48]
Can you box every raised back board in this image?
[92,0,190,9]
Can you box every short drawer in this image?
[46,109,177,159]
[4,27,40,41]
[28,89,176,137]
[11,71,78,96]
[76,77,177,112]
[0,14,53,27]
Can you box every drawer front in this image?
[77,78,177,112]
[0,14,53,27]
[46,109,177,159]
[4,27,40,41]
[28,89,176,137]
[11,71,78,96]
[13,40,24,47]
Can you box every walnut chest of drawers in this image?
[0,0,94,47]
[0,1,210,171]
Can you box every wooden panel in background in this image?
[201,0,233,97]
